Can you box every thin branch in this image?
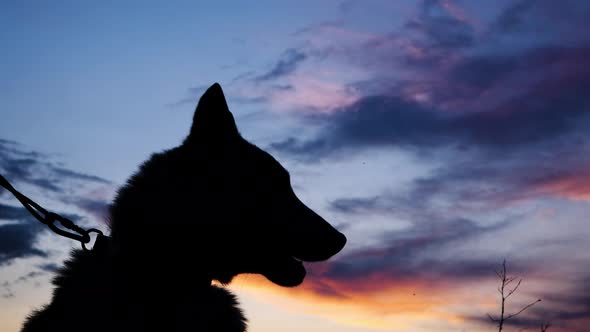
[505,299,542,321]
[506,279,523,298]
[487,260,544,332]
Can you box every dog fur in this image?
[21,83,346,332]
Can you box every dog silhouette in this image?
[21,83,346,332]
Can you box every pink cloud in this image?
[531,168,590,202]
[267,75,360,113]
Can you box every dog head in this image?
[110,83,346,287]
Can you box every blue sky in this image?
[1,1,590,331]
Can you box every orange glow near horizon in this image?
[535,170,590,201]
[228,273,484,330]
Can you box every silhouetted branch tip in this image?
[488,260,544,332]
[505,299,541,321]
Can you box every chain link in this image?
[0,174,103,251]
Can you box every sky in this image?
[1,0,589,331]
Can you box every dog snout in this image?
[286,198,347,262]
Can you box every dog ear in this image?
[187,83,239,143]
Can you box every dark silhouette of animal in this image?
[21,83,346,332]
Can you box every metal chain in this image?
[0,173,103,251]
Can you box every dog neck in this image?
[107,243,215,296]
[29,248,246,332]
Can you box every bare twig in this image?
[487,260,542,332]
[505,298,542,321]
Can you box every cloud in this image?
[0,202,89,267]
[66,197,111,221]
[38,263,59,272]
[536,279,590,330]
[272,79,589,156]
[326,143,590,225]
[0,202,31,220]
[0,139,113,267]
[491,0,590,41]
[269,41,590,201]
[282,0,590,109]
[530,167,590,201]
[270,95,449,157]
[0,139,111,194]
[491,0,536,33]
[265,75,360,112]
[291,2,477,76]
[314,190,520,294]
[51,167,110,184]
[412,146,590,208]
[254,48,307,82]
[320,218,510,282]
[1,268,49,298]
[0,204,46,266]
[406,1,475,50]
[330,195,384,214]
